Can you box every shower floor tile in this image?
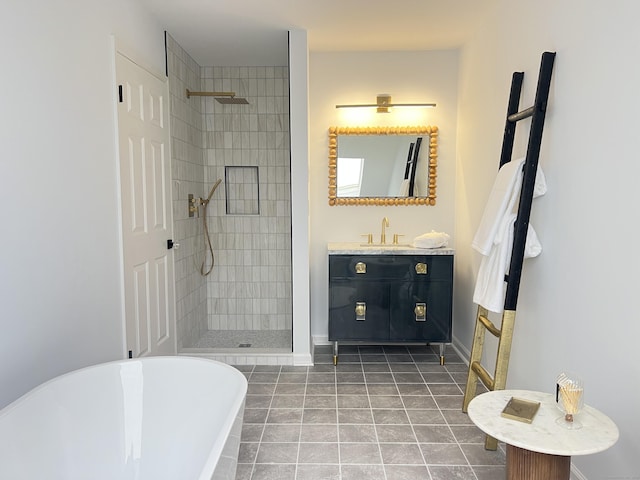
[192,329,292,349]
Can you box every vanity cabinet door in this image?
[329,281,389,341]
[389,280,452,342]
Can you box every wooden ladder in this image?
[461,52,556,451]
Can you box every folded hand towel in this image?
[413,231,450,249]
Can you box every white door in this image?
[115,52,176,357]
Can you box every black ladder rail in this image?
[403,142,415,180]
[504,51,555,311]
[499,71,524,169]
[408,137,422,197]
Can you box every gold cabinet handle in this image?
[414,302,426,321]
[415,262,427,275]
[355,302,366,320]
[355,262,367,274]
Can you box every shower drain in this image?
[238,343,252,348]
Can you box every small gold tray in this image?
[501,397,541,424]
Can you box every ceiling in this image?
[139,0,497,66]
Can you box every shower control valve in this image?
[188,194,200,218]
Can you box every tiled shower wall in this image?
[166,34,208,349]
[201,66,292,332]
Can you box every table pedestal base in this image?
[507,444,571,480]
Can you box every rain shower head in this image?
[186,89,249,104]
[215,97,249,105]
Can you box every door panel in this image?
[116,52,175,357]
[153,255,170,343]
[132,262,150,356]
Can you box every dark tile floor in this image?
[234,344,506,480]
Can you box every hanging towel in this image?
[473,214,542,313]
[471,157,547,313]
[472,158,547,255]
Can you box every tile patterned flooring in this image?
[234,344,506,480]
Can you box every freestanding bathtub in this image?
[0,356,247,480]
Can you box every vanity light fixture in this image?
[335,94,436,113]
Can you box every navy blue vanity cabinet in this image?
[328,253,453,364]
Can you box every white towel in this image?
[473,215,542,313]
[472,158,547,255]
[413,231,450,249]
[471,156,546,312]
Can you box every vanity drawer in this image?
[329,281,390,341]
[329,255,453,281]
[389,280,452,342]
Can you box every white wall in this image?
[289,29,312,364]
[309,50,460,340]
[0,0,165,408]
[455,0,640,476]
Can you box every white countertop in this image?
[467,389,619,456]
[328,242,454,255]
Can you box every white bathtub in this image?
[0,356,247,480]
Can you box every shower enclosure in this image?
[166,34,292,360]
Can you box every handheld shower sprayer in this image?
[203,179,222,206]
[198,178,222,277]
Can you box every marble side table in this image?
[467,389,618,480]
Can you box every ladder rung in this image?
[478,315,502,337]
[508,106,534,122]
[471,361,495,391]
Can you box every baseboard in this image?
[293,352,314,366]
[451,334,471,365]
[312,334,330,346]
[571,466,587,480]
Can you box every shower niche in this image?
[225,166,260,215]
[166,33,293,358]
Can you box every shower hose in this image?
[199,179,222,276]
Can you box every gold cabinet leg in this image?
[333,341,338,367]
[333,355,338,366]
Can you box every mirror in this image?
[328,126,438,206]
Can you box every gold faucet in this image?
[380,216,389,244]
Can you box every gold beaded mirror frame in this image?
[328,125,439,206]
